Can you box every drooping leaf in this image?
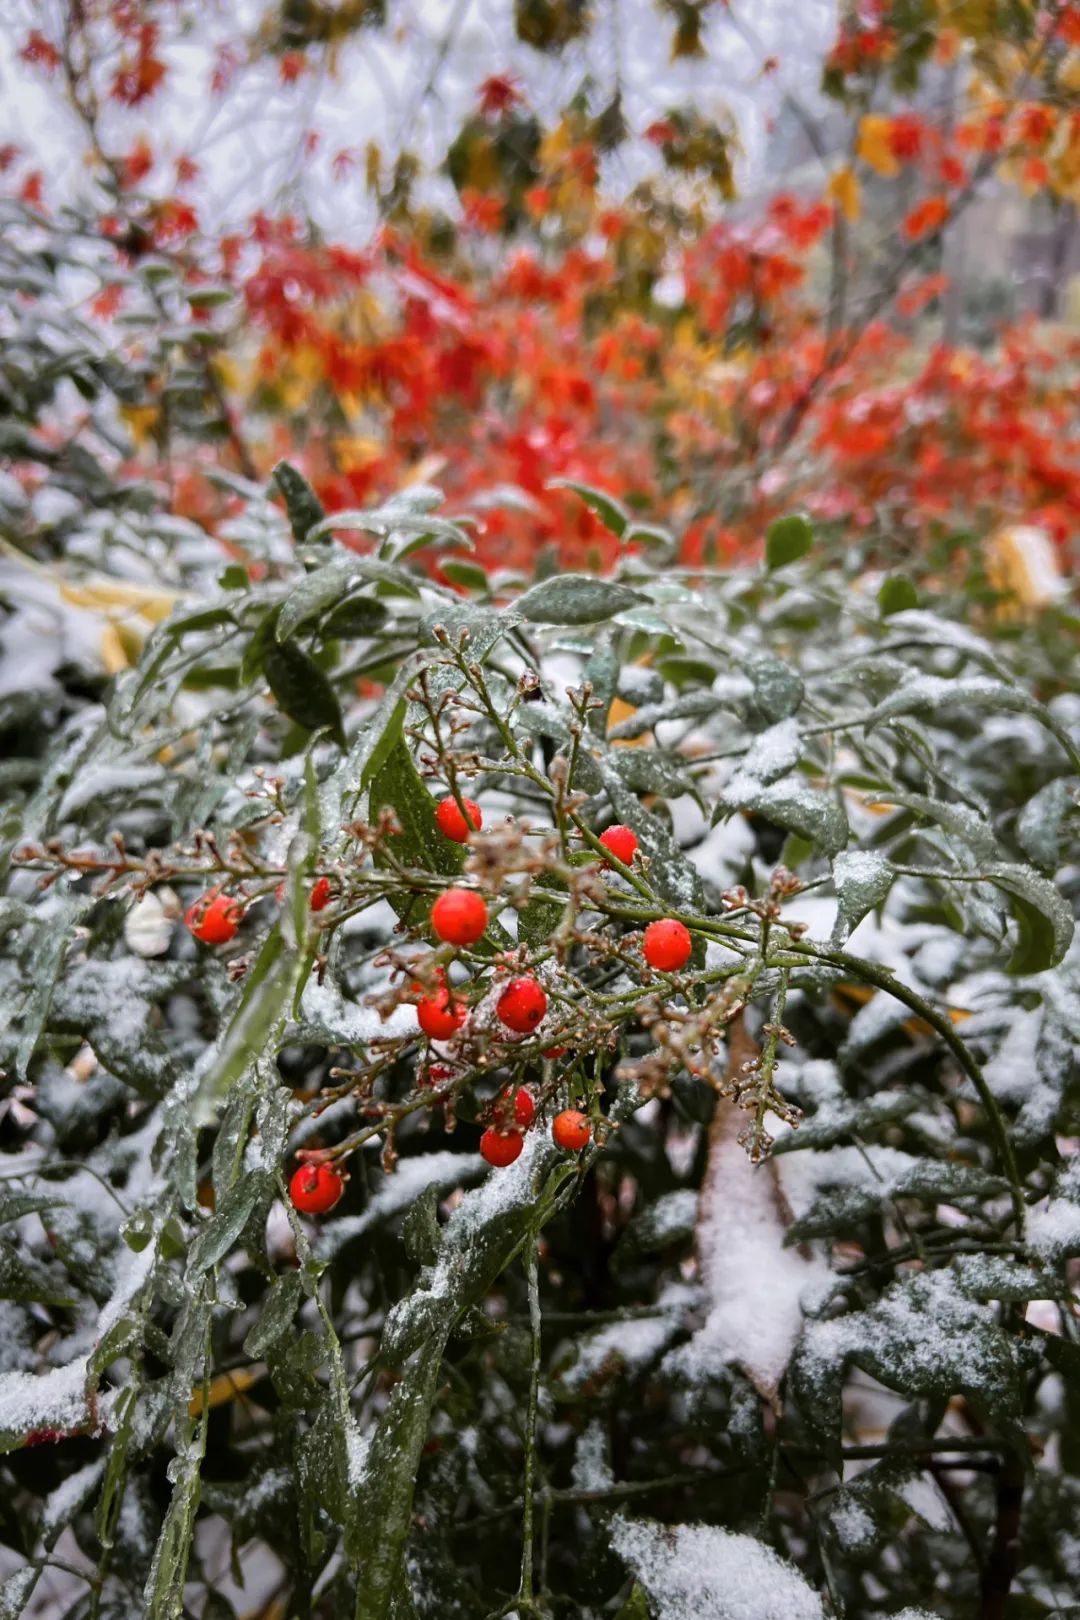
[765,512,813,569]
[516,575,642,625]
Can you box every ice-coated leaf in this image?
[1017,777,1077,871]
[765,511,813,569]
[718,772,849,858]
[869,789,1001,861]
[866,675,1080,772]
[547,477,629,537]
[748,655,804,722]
[516,574,642,624]
[263,641,345,744]
[831,850,894,944]
[275,559,357,642]
[187,1171,267,1274]
[979,861,1074,973]
[244,1269,304,1358]
[0,1568,38,1620]
[271,460,325,543]
[194,929,305,1120]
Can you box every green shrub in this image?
[2,470,1080,1619]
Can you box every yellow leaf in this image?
[59,579,182,623]
[827,166,861,222]
[189,1366,262,1418]
[856,115,899,178]
[120,403,160,447]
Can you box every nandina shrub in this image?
[2,470,1080,1619]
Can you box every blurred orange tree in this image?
[3,0,1079,579]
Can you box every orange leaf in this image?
[827,165,861,222]
[902,196,949,240]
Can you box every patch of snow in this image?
[611,1515,824,1620]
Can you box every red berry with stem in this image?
[186,891,244,945]
[497,1085,536,1129]
[642,918,693,972]
[480,1126,524,1167]
[435,796,482,843]
[290,1162,345,1214]
[497,976,548,1033]
[431,887,488,946]
[310,877,332,912]
[416,985,468,1040]
[552,1110,591,1152]
[598,824,639,867]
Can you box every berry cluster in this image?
[182,798,700,1216]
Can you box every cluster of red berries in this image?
[478,1086,593,1167]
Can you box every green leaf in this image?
[792,1270,1022,1468]
[244,1269,304,1357]
[193,928,304,1121]
[877,574,918,616]
[516,574,642,625]
[188,1172,266,1274]
[438,558,490,593]
[866,676,1080,773]
[276,560,357,642]
[272,460,326,543]
[748,655,804,722]
[1017,778,1077,872]
[831,851,894,944]
[0,1238,73,1305]
[765,511,813,569]
[547,477,629,537]
[719,775,849,858]
[264,642,345,744]
[870,789,1001,862]
[980,861,1074,974]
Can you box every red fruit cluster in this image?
[480,1084,538,1166]
[431,886,488,946]
[435,796,482,843]
[642,917,693,971]
[186,890,244,945]
[290,1162,345,1214]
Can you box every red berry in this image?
[480,1126,524,1167]
[497,1085,536,1129]
[543,1046,568,1060]
[497,976,548,1033]
[290,1162,345,1215]
[185,891,244,945]
[416,986,468,1040]
[552,1110,591,1152]
[310,877,332,912]
[642,918,693,972]
[421,1062,452,1088]
[598,824,639,867]
[431,887,488,946]
[435,797,482,843]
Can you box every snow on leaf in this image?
[673,1100,830,1403]
[611,1514,824,1620]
